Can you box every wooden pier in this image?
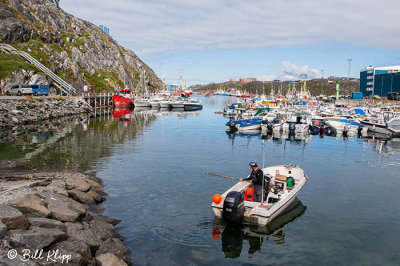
[82,93,114,108]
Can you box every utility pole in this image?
[347,59,352,80]
[321,70,324,93]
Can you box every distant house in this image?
[48,0,59,7]
[239,78,257,82]
[99,25,110,35]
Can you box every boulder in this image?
[51,240,92,264]
[45,180,68,197]
[65,177,90,192]
[87,220,116,241]
[0,222,6,238]
[42,185,68,197]
[64,222,84,232]
[85,211,121,226]
[96,253,127,266]
[0,204,29,230]
[43,192,87,222]
[85,179,105,192]
[87,189,104,203]
[7,227,67,250]
[26,217,66,231]
[68,189,95,205]
[11,194,50,217]
[68,227,102,251]
[96,238,130,260]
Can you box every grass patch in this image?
[83,69,124,92]
[73,38,85,48]
[49,43,63,53]
[0,53,40,79]
[58,68,77,82]
[81,30,90,38]
[14,39,51,66]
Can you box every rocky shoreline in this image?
[0,171,130,265]
[0,97,93,131]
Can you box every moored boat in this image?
[134,98,151,108]
[184,98,203,110]
[113,89,134,107]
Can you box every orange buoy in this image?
[212,228,221,239]
[212,194,222,204]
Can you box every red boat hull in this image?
[113,95,133,107]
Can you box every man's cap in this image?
[249,161,258,167]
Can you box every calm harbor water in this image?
[1,96,400,265]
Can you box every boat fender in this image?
[244,187,254,201]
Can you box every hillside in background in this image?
[0,0,164,93]
[193,78,360,96]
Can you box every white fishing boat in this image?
[183,98,203,110]
[295,123,310,134]
[325,117,360,136]
[134,98,151,108]
[361,112,399,136]
[211,165,308,225]
[159,100,171,108]
[388,117,400,137]
[170,97,185,109]
[149,98,162,108]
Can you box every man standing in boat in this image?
[240,162,264,202]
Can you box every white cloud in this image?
[60,0,400,58]
[257,61,321,81]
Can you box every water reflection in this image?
[0,109,157,171]
[365,137,400,155]
[213,199,306,258]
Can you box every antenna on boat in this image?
[261,139,265,206]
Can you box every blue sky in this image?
[61,0,400,86]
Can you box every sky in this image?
[60,0,400,86]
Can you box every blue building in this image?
[99,25,110,35]
[360,65,400,97]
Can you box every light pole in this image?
[321,70,324,93]
[347,59,352,80]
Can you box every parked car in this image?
[31,84,49,96]
[5,85,33,96]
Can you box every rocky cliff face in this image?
[0,0,164,94]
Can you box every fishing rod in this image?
[206,172,243,181]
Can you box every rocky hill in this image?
[194,78,360,96]
[0,0,164,94]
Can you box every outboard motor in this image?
[289,122,296,134]
[226,119,237,132]
[319,124,324,135]
[343,125,349,138]
[267,122,273,132]
[357,125,363,136]
[222,191,245,226]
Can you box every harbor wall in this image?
[0,97,93,131]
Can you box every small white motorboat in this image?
[183,98,203,110]
[211,165,308,225]
[149,98,162,108]
[170,97,186,109]
[325,117,360,136]
[159,100,171,108]
[134,98,151,108]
